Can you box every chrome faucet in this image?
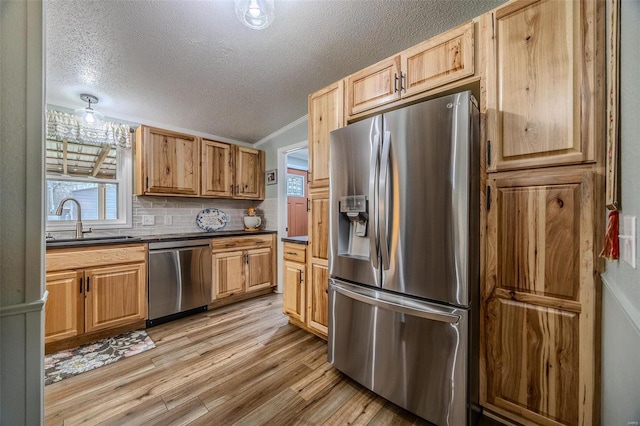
[55,197,92,239]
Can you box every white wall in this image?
[0,0,46,424]
[600,1,640,423]
[256,116,308,200]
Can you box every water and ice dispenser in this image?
[338,195,370,259]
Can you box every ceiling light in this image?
[74,94,104,126]
[235,0,274,30]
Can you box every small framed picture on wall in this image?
[266,169,277,185]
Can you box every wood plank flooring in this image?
[44,293,498,426]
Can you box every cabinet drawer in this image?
[211,235,272,252]
[283,243,306,263]
[47,244,147,272]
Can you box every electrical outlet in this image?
[142,215,155,226]
[164,216,172,226]
[619,215,636,268]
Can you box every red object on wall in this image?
[600,210,620,260]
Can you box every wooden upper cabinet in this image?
[401,21,474,98]
[137,126,265,200]
[136,126,200,196]
[346,57,401,116]
[234,146,265,199]
[485,0,602,171]
[308,81,344,189]
[483,170,599,425]
[345,22,475,118]
[201,139,233,197]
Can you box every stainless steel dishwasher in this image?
[147,239,212,326]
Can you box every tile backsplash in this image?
[47,196,278,239]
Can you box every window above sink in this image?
[45,108,133,231]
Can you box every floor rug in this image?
[45,329,155,386]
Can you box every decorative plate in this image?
[195,208,228,232]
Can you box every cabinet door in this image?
[307,189,329,337]
[307,262,328,337]
[484,171,599,425]
[485,0,601,171]
[308,81,344,189]
[346,56,401,116]
[234,146,264,199]
[401,21,474,98]
[201,139,233,197]
[309,191,329,262]
[84,263,147,333]
[212,250,245,299]
[45,270,84,344]
[283,260,305,323]
[246,247,273,292]
[139,126,200,195]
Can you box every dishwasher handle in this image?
[149,240,211,251]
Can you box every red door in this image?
[287,168,308,237]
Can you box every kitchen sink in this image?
[46,235,142,247]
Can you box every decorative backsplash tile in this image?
[47,195,278,239]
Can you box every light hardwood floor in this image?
[44,293,498,426]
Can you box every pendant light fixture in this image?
[235,0,274,30]
[74,94,104,127]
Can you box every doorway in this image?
[285,148,309,237]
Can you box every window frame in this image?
[45,145,133,231]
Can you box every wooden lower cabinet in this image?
[283,259,305,323]
[84,263,147,333]
[45,244,148,353]
[212,250,245,298]
[483,170,601,425]
[282,189,330,339]
[211,235,276,301]
[307,262,328,336]
[307,190,330,338]
[282,241,328,339]
[246,247,273,292]
[45,271,83,344]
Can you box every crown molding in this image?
[254,114,308,147]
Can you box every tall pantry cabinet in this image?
[481,0,604,425]
[303,80,344,338]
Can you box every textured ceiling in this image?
[46,0,506,144]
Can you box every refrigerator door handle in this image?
[369,132,380,269]
[331,281,461,324]
[379,130,391,270]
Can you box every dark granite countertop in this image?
[281,235,308,245]
[46,230,277,249]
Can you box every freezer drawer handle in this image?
[332,283,460,324]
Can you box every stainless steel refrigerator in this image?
[328,91,480,426]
